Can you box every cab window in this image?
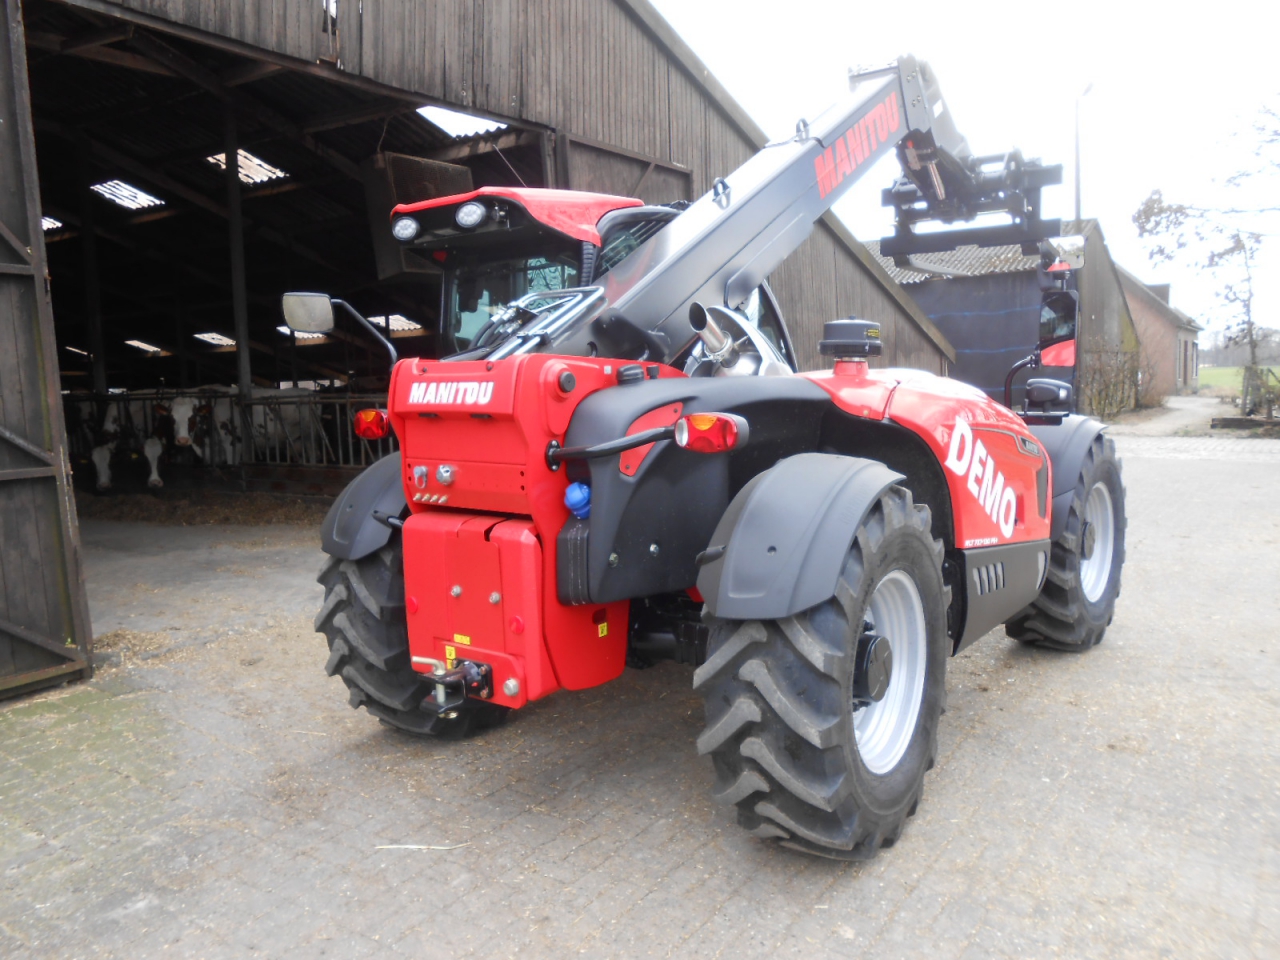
[448,255,579,349]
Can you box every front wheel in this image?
[1006,433,1126,651]
[316,535,508,737]
[694,486,949,859]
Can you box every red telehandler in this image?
[285,56,1125,860]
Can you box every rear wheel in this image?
[1006,434,1126,652]
[316,535,507,737]
[694,486,949,859]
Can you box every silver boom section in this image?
[498,56,979,365]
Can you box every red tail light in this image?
[674,412,748,453]
[353,408,391,440]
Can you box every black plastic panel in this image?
[955,538,1050,652]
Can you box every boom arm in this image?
[482,55,1061,365]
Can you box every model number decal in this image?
[944,418,1017,539]
[408,380,495,405]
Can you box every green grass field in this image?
[1197,366,1280,391]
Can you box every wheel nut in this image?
[450,585,462,597]
[503,678,520,697]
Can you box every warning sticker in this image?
[444,644,457,666]
[597,623,609,638]
[453,633,471,645]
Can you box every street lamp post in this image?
[1074,82,1094,223]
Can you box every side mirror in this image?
[1038,290,1078,347]
[1025,377,1072,411]
[281,292,335,333]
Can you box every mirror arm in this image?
[332,299,398,370]
[1003,348,1041,409]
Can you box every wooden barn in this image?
[1,0,954,697]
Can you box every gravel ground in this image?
[1,432,1277,959]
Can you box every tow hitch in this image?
[415,659,494,716]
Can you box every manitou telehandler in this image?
[285,56,1125,860]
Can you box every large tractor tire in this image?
[694,486,949,860]
[316,534,507,737]
[1006,434,1125,652]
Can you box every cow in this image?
[70,397,174,491]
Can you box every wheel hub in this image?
[853,631,893,705]
[1081,520,1096,560]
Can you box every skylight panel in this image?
[65,345,89,356]
[369,314,422,332]
[91,180,164,210]
[277,325,327,340]
[194,332,236,346]
[41,216,63,231]
[206,149,289,184]
[126,339,166,355]
[417,105,507,139]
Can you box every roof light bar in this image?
[125,339,167,355]
[194,332,236,346]
[276,325,327,340]
[91,180,164,210]
[417,104,508,139]
[369,314,423,332]
[206,150,289,184]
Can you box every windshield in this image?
[447,255,580,349]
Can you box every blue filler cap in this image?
[564,482,591,519]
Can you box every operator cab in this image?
[386,186,796,368]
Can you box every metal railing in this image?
[63,391,398,470]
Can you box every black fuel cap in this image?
[616,364,645,385]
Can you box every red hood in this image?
[392,186,643,246]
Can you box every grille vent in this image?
[972,562,1006,596]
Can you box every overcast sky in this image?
[648,0,1280,337]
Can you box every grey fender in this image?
[320,453,407,560]
[696,453,904,621]
[1027,415,1106,542]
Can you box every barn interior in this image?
[23,0,550,396]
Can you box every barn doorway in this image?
[22,0,552,491]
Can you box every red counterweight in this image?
[387,354,673,699]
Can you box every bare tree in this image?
[1133,107,1278,410]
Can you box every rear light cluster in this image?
[353,408,391,440]
[674,413,747,454]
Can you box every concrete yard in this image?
[2,426,1278,958]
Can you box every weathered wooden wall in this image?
[1,0,92,699]
[59,0,952,371]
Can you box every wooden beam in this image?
[303,100,416,134]
[60,24,133,53]
[0,466,58,481]
[0,423,55,465]
[25,29,173,76]
[79,140,108,394]
[225,108,252,402]
[221,61,283,87]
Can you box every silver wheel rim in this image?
[854,569,928,775]
[1080,482,1115,604]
